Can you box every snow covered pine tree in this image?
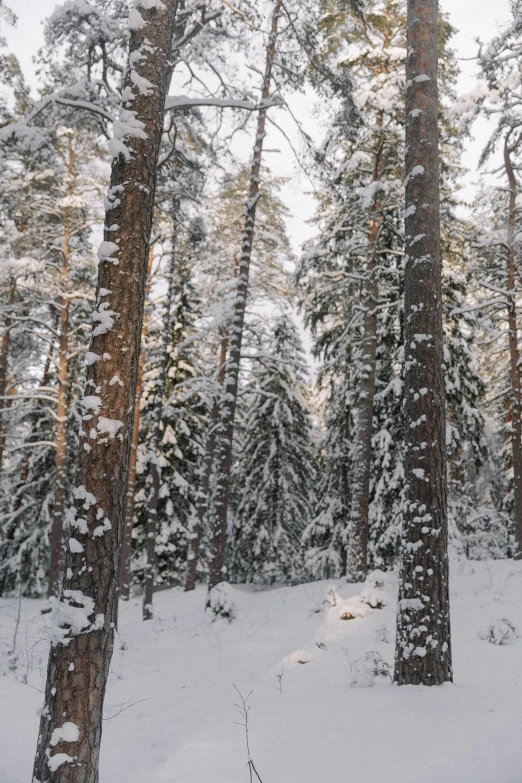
[32,2,179,781]
[394,0,452,686]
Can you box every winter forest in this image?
[1,0,522,780]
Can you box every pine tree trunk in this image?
[0,279,16,469]
[394,0,452,686]
[48,230,70,598]
[208,0,282,591]
[118,250,153,606]
[504,140,522,558]
[185,334,228,591]
[32,4,178,781]
[143,198,180,621]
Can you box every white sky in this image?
[2,0,514,253]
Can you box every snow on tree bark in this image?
[47,226,71,598]
[32,2,179,781]
[394,0,452,686]
[143,197,180,621]
[208,0,283,591]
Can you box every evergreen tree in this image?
[299,0,486,578]
[133,220,206,591]
[231,315,316,584]
[459,7,522,556]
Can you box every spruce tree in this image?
[231,316,316,584]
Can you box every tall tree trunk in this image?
[208,0,282,591]
[0,279,16,469]
[32,4,178,781]
[347,223,379,582]
[185,333,228,591]
[347,140,384,582]
[143,198,180,621]
[118,249,154,607]
[48,229,71,598]
[394,0,452,686]
[504,139,522,558]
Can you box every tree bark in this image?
[184,333,228,591]
[143,197,180,621]
[347,141,384,582]
[394,0,452,686]
[503,138,522,558]
[48,228,71,598]
[347,225,379,582]
[207,0,282,591]
[0,279,16,469]
[32,4,178,781]
[118,249,153,606]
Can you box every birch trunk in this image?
[503,139,522,558]
[208,0,282,591]
[32,4,178,780]
[48,229,71,598]
[394,0,452,686]
[119,250,153,605]
[185,334,228,591]
[143,198,180,621]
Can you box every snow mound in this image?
[285,649,314,665]
[337,596,373,621]
[206,582,237,622]
[478,617,519,645]
[360,569,393,609]
[326,584,373,620]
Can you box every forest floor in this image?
[1,559,522,782]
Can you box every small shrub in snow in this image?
[326,585,343,607]
[360,569,392,609]
[326,585,373,620]
[375,625,391,644]
[337,596,372,621]
[350,651,391,688]
[478,618,519,646]
[206,583,237,622]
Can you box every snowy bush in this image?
[206,583,237,622]
[350,651,391,688]
[360,569,392,609]
[337,596,373,621]
[478,618,519,646]
[327,585,373,620]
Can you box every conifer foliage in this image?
[2,0,522,775]
[231,316,316,584]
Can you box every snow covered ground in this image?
[1,560,522,782]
